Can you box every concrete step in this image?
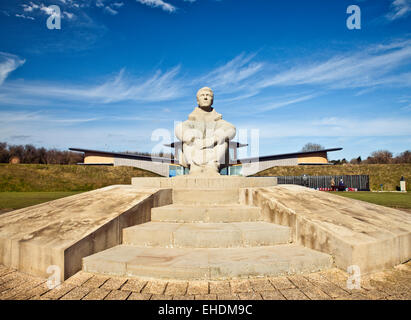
[151,204,261,223]
[172,188,239,205]
[82,244,333,280]
[123,222,291,248]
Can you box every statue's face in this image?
[197,89,214,108]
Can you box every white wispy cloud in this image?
[386,0,411,20]
[258,93,319,112]
[242,117,411,138]
[0,66,185,104]
[196,53,264,94]
[136,0,176,13]
[256,40,411,90]
[0,53,25,86]
[15,13,35,20]
[2,39,411,109]
[104,6,118,15]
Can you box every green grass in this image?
[255,163,411,191]
[331,191,411,209]
[0,164,159,192]
[0,191,83,210]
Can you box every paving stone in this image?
[209,281,231,294]
[217,294,239,300]
[173,295,195,300]
[42,283,76,300]
[307,279,350,298]
[121,279,147,292]
[195,294,217,300]
[83,288,111,300]
[105,290,131,300]
[65,272,94,287]
[0,272,19,286]
[0,278,29,296]
[230,280,252,293]
[164,281,188,296]
[82,275,110,289]
[338,292,369,300]
[0,279,44,300]
[361,289,389,300]
[60,286,92,300]
[20,283,51,299]
[100,277,128,290]
[128,292,152,300]
[249,278,275,292]
[287,275,312,288]
[238,292,262,300]
[187,281,209,295]
[280,288,309,300]
[0,266,11,276]
[142,281,167,295]
[151,294,173,300]
[300,285,331,300]
[269,277,296,290]
[386,294,409,300]
[29,295,51,300]
[260,290,286,300]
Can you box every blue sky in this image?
[0,0,410,160]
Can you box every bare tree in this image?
[301,143,324,152]
[0,142,9,163]
[350,156,362,164]
[366,150,393,164]
[394,150,411,164]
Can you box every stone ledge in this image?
[240,185,411,274]
[0,185,172,280]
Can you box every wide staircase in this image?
[82,187,333,280]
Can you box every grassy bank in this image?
[255,164,411,191]
[0,191,83,210]
[331,191,411,209]
[0,164,159,192]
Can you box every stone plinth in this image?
[131,176,277,189]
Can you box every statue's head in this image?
[196,87,214,109]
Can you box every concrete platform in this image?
[151,204,262,223]
[82,244,333,280]
[0,185,172,280]
[123,222,291,248]
[132,176,277,189]
[241,185,411,274]
[173,188,239,204]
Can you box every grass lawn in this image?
[0,191,83,211]
[332,191,411,209]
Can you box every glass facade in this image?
[170,165,243,176]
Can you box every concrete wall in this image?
[84,152,114,164]
[114,157,169,177]
[298,152,328,164]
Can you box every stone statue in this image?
[175,87,236,176]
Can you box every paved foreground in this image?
[0,262,409,300]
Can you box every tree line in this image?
[0,142,84,165]
[333,150,411,165]
[301,143,411,164]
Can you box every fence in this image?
[275,175,370,191]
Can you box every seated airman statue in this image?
[175,87,236,176]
